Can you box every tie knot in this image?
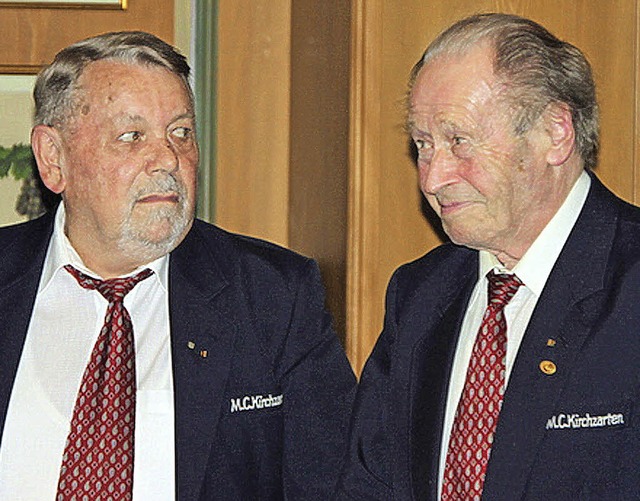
[487,270,522,308]
[65,265,154,303]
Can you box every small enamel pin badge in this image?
[540,338,558,375]
[187,340,208,358]
[539,360,557,375]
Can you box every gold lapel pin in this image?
[539,360,557,375]
[546,338,556,347]
[187,341,208,358]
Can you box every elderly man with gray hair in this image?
[337,13,640,500]
[0,31,355,500]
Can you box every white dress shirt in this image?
[437,171,591,495]
[0,205,176,500]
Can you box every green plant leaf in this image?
[0,143,35,180]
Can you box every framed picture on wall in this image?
[0,0,125,9]
[0,74,56,227]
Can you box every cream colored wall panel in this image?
[215,0,292,246]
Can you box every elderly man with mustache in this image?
[0,31,355,501]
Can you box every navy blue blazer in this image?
[337,175,640,500]
[0,213,356,500]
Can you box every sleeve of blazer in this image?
[334,271,400,500]
[278,259,357,500]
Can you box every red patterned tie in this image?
[56,265,153,501]
[441,271,522,501]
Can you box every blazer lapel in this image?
[484,176,617,499]
[406,255,477,500]
[169,225,238,501]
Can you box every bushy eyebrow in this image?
[111,112,195,129]
[409,127,431,139]
[406,113,432,136]
[170,112,196,123]
[112,113,146,127]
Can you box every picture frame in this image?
[0,65,42,76]
[0,0,125,9]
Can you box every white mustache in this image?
[133,175,185,201]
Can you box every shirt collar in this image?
[39,204,169,292]
[479,170,591,296]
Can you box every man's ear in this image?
[31,125,67,194]
[542,102,576,167]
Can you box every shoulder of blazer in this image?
[170,220,318,306]
[0,211,54,291]
[574,174,640,288]
[179,219,317,286]
[390,242,477,308]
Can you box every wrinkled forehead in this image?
[61,60,194,133]
[75,59,193,107]
[408,45,511,131]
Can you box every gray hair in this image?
[34,31,192,128]
[409,13,599,170]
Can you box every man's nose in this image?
[146,139,179,175]
[419,147,459,195]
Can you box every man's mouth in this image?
[439,200,475,216]
[137,192,179,204]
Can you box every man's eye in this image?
[452,136,467,146]
[172,127,193,139]
[414,138,433,151]
[118,131,142,143]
